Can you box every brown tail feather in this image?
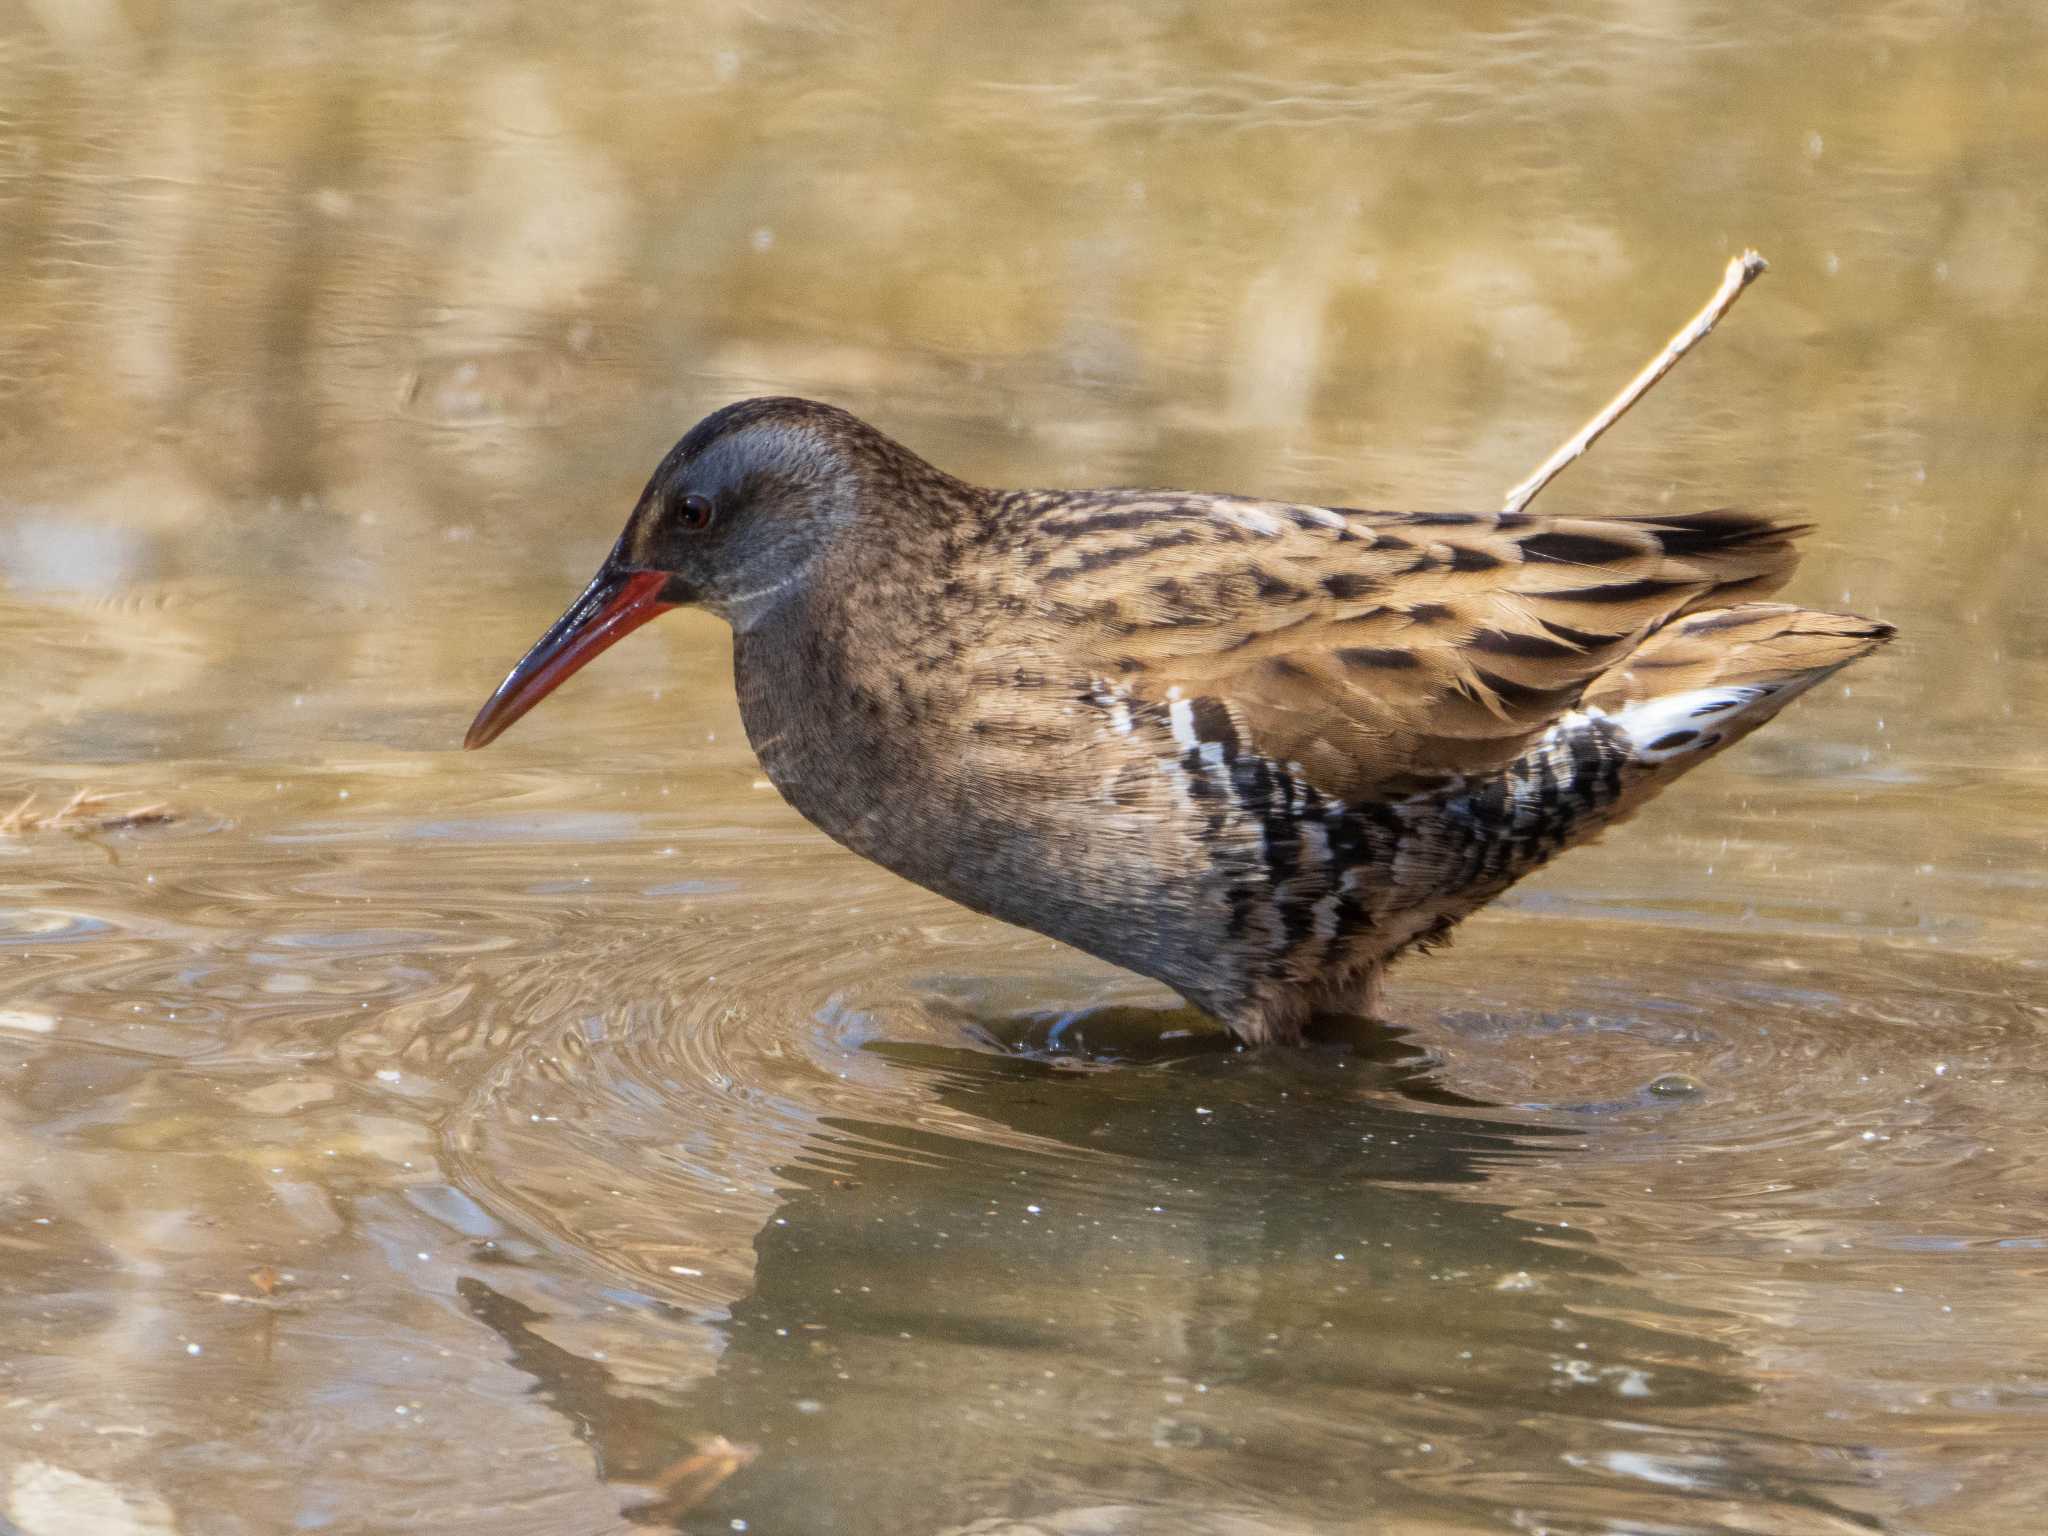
[1586,603,1895,715]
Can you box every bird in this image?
[466,397,1892,1045]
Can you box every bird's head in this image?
[465,396,889,749]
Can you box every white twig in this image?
[1503,250,1769,515]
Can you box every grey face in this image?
[465,398,871,749]
[622,410,859,622]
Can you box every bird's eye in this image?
[677,493,715,531]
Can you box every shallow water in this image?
[3,2,2046,1533]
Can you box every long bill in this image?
[464,567,675,749]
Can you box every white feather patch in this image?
[1208,503,1283,537]
[1299,822,1343,940]
[1090,677,1137,737]
[1606,685,1776,763]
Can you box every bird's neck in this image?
[729,515,995,860]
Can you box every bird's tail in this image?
[1582,603,1895,775]
[1373,603,1892,977]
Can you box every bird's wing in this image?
[1005,491,1804,800]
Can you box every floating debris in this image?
[0,789,177,836]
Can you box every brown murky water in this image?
[3,3,2046,1533]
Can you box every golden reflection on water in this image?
[1,2,2045,1533]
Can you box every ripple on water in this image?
[0,906,114,945]
[2,758,2038,1535]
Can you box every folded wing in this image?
[1020,495,1806,799]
